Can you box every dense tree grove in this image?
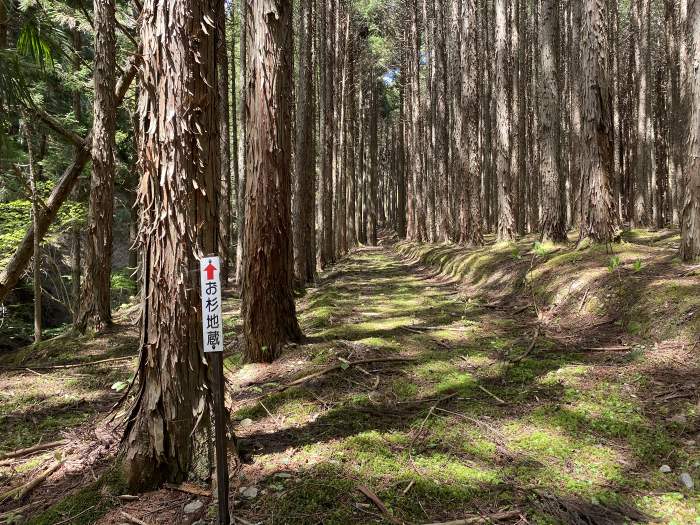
[0,0,699,495]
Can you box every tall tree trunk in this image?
[369,80,379,246]
[235,0,247,286]
[346,30,359,246]
[495,0,515,240]
[70,28,83,319]
[578,0,616,243]
[539,0,566,241]
[667,0,683,226]
[122,0,219,489]
[516,0,527,234]
[217,0,232,284]
[23,120,41,343]
[397,72,407,238]
[459,0,483,246]
[320,0,336,266]
[480,0,494,232]
[405,0,421,240]
[230,4,240,266]
[654,56,669,229]
[75,0,117,333]
[435,0,450,241]
[293,0,316,285]
[337,9,350,255]
[241,0,302,362]
[529,0,541,231]
[680,0,700,260]
[630,0,651,226]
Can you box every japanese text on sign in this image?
[200,256,224,353]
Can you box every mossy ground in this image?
[0,310,138,523]
[224,236,699,524]
[1,231,699,524]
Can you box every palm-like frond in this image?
[17,19,54,70]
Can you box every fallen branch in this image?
[578,288,590,313]
[357,485,402,525]
[120,511,151,525]
[0,439,67,462]
[400,326,427,334]
[0,460,64,503]
[53,504,96,525]
[0,355,137,371]
[511,327,540,363]
[477,384,506,405]
[164,482,211,497]
[583,346,631,352]
[277,357,417,392]
[421,510,522,525]
[0,504,30,521]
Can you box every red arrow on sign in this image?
[204,261,217,280]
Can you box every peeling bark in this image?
[680,0,700,260]
[241,0,302,363]
[122,0,219,489]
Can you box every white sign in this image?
[200,256,224,353]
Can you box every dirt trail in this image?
[223,245,699,524]
[2,243,698,524]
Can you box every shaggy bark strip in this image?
[122,0,219,489]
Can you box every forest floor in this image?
[0,230,699,524]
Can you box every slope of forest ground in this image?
[0,230,699,524]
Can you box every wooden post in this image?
[211,352,230,525]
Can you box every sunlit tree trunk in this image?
[457,0,483,245]
[217,0,232,284]
[123,0,219,489]
[495,0,515,240]
[346,29,359,247]
[235,0,247,286]
[539,0,566,242]
[578,0,616,243]
[680,0,700,260]
[630,0,651,226]
[666,0,683,226]
[405,0,421,240]
[435,0,450,241]
[75,0,117,333]
[230,6,240,260]
[241,0,302,362]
